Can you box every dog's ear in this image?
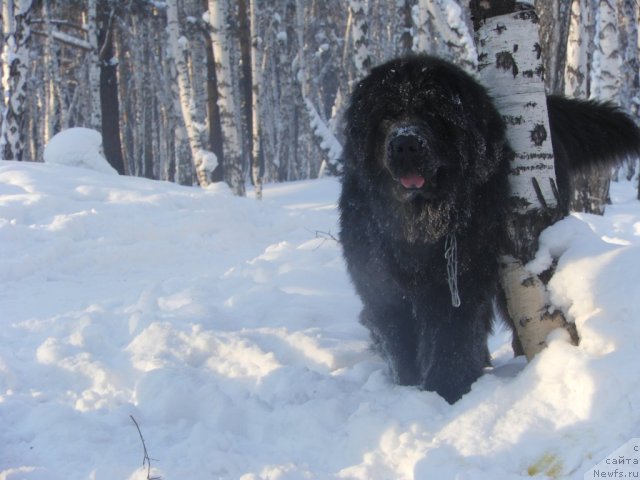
[342,80,370,170]
[463,91,509,184]
[343,64,404,173]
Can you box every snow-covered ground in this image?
[1,155,640,479]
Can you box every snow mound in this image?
[43,127,117,175]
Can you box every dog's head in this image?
[344,55,508,204]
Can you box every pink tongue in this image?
[399,175,425,189]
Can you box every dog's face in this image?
[345,56,506,196]
[382,116,462,204]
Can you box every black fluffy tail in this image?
[547,95,640,171]
[547,96,640,213]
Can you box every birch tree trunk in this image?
[86,0,102,131]
[564,0,591,98]
[618,0,640,119]
[294,0,341,177]
[425,0,476,70]
[274,0,296,181]
[618,0,639,186]
[2,0,34,161]
[208,0,245,195]
[41,0,59,143]
[396,0,414,56]
[1,0,14,157]
[591,0,620,102]
[412,1,432,53]
[249,0,263,199]
[472,1,578,360]
[564,0,617,214]
[536,0,571,94]
[203,25,223,183]
[348,0,371,80]
[167,1,217,187]
[98,8,125,175]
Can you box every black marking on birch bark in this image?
[522,66,545,79]
[538,260,558,285]
[525,101,538,108]
[550,177,561,205]
[495,51,518,77]
[504,114,524,126]
[533,42,543,59]
[510,162,555,176]
[530,123,547,146]
[513,44,519,52]
[519,317,532,327]
[531,177,548,209]
[508,196,532,211]
[515,8,539,23]
[493,22,508,35]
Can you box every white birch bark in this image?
[257,26,277,183]
[294,0,340,177]
[536,0,571,94]
[590,0,620,102]
[304,98,343,177]
[276,2,295,181]
[86,0,102,131]
[328,7,353,140]
[424,0,476,70]
[348,0,371,79]
[1,2,15,116]
[477,13,558,214]
[412,1,432,53]
[249,0,263,199]
[129,18,144,176]
[616,0,639,182]
[208,0,245,195]
[618,0,639,114]
[167,1,217,187]
[0,10,5,148]
[476,8,576,360]
[41,0,58,143]
[1,0,33,161]
[395,0,413,56]
[564,0,590,98]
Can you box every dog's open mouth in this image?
[399,174,425,189]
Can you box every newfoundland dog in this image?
[339,55,640,403]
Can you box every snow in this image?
[304,98,343,174]
[200,150,218,172]
[1,151,640,478]
[43,128,116,175]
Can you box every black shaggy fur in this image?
[339,55,640,404]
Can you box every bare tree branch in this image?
[130,415,161,480]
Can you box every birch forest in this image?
[1,0,639,196]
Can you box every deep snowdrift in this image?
[1,159,639,479]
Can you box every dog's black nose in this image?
[389,134,425,163]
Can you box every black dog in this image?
[339,55,640,403]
